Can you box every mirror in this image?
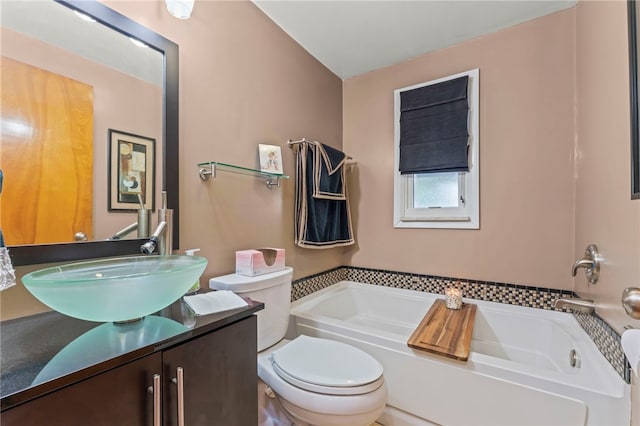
[629,0,640,199]
[1,0,179,266]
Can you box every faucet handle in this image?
[571,258,594,276]
[571,244,600,284]
[622,287,640,320]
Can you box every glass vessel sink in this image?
[22,255,207,323]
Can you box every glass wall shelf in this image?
[197,161,289,189]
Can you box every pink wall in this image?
[575,0,640,335]
[574,2,639,415]
[343,8,577,289]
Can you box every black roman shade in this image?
[399,75,469,174]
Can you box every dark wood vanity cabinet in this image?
[2,353,162,426]
[163,315,257,426]
[1,316,257,426]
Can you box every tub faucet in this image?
[553,298,595,314]
[140,191,173,255]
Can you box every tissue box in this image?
[235,248,285,276]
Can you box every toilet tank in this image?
[209,267,293,351]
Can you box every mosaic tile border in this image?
[573,313,630,381]
[342,266,576,310]
[291,266,629,383]
[291,266,346,301]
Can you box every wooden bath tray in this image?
[407,299,477,361]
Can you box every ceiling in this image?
[253,0,577,79]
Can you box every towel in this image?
[313,143,348,200]
[295,141,354,249]
[183,290,248,316]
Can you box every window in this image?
[393,69,479,229]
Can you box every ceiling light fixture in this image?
[165,0,194,20]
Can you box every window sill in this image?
[394,218,479,229]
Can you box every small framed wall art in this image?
[108,129,155,212]
[258,144,283,175]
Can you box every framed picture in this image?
[108,129,155,212]
[258,144,283,175]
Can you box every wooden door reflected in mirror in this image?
[1,57,94,244]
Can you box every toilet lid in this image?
[270,335,384,395]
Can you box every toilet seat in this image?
[258,339,387,424]
[270,335,384,395]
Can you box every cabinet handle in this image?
[147,374,161,426]
[172,367,185,426]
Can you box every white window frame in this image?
[393,68,480,229]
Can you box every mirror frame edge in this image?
[9,0,180,266]
[629,0,640,199]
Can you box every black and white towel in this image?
[294,141,354,249]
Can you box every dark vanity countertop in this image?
[0,291,263,411]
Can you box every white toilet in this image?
[209,267,386,426]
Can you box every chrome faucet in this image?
[140,191,173,255]
[109,195,150,240]
[553,297,595,314]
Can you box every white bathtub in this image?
[289,282,630,426]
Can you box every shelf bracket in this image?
[265,177,281,189]
[199,163,216,181]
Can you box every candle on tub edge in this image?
[445,287,463,310]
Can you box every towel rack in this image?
[287,138,354,161]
